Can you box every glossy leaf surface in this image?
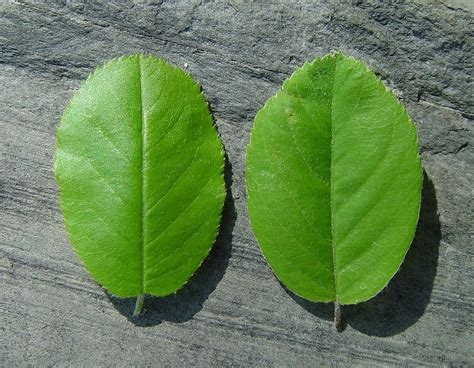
[55,55,225,298]
[246,53,422,304]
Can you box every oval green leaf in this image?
[246,53,422,305]
[55,55,225,301]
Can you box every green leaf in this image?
[55,55,225,307]
[246,53,422,308]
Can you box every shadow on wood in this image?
[286,170,441,336]
[107,154,236,326]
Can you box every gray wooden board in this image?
[1,1,473,366]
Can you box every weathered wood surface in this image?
[1,1,473,366]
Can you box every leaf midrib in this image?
[329,56,338,302]
[138,55,146,295]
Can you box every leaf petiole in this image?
[133,294,145,317]
[334,300,343,332]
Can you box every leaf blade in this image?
[246,53,422,304]
[55,55,225,298]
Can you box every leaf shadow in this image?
[286,170,441,336]
[106,154,236,326]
